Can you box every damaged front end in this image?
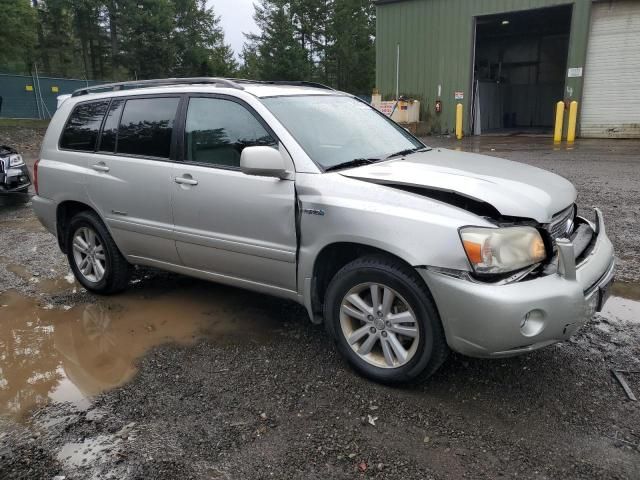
[428,198,601,288]
[357,179,588,286]
[335,152,614,357]
[0,145,31,197]
[417,204,614,358]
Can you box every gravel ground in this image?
[0,127,639,479]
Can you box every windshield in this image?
[262,95,425,170]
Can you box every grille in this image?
[548,205,575,239]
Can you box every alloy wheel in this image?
[72,226,106,283]
[339,282,420,369]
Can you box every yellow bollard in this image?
[567,101,578,143]
[456,103,463,140]
[554,101,564,143]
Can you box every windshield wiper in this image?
[324,158,380,172]
[385,146,430,160]
[324,147,429,172]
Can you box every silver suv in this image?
[32,78,615,383]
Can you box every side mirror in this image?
[240,146,289,179]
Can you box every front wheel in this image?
[67,211,130,294]
[324,255,449,384]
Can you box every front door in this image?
[171,96,297,292]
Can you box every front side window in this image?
[184,97,276,168]
[60,100,110,151]
[117,97,180,159]
[262,95,425,170]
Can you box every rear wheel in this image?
[67,211,130,294]
[324,255,448,384]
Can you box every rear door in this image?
[86,95,182,264]
[171,95,298,292]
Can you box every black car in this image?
[0,145,31,199]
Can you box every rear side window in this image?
[60,100,110,151]
[98,99,124,153]
[117,97,180,159]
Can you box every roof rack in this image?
[71,77,244,97]
[232,79,335,91]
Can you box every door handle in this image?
[174,175,198,186]
[92,162,110,172]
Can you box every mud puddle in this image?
[602,282,640,325]
[0,282,287,421]
[3,260,78,294]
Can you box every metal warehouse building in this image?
[376,0,640,138]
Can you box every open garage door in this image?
[472,5,572,135]
[581,1,640,138]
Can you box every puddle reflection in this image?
[0,284,284,420]
[600,282,640,325]
[1,276,636,420]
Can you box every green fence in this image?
[0,73,106,119]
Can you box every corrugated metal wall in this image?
[0,74,105,119]
[376,0,592,134]
[581,0,640,138]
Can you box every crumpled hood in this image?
[339,148,576,223]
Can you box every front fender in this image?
[296,173,493,299]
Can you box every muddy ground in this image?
[0,126,639,479]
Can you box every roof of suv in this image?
[70,78,344,100]
[242,83,340,98]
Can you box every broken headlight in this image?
[8,154,25,167]
[459,226,546,275]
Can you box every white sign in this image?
[375,101,396,117]
[454,91,464,100]
[568,67,583,78]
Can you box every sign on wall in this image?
[567,67,583,78]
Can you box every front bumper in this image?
[420,208,615,358]
[0,163,31,194]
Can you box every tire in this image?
[66,210,130,294]
[324,255,449,384]
[17,188,31,204]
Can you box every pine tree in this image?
[290,0,327,80]
[117,0,176,78]
[237,43,261,79]
[0,0,37,73]
[36,0,79,77]
[327,0,375,94]
[70,0,110,79]
[241,0,376,94]
[245,0,309,81]
[172,0,237,77]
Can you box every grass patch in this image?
[0,118,50,128]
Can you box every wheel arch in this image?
[307,241,424,324]
[56,200,102,253]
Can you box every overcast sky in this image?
[207,0,259,60]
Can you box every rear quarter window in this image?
[59,100,110,151]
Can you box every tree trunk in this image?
[97,34,105,79]
[89,37,98,79]
[80,29,90,80]
[31,0,50,73]
[108,1,118,72]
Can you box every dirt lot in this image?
[1,125,639,479]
